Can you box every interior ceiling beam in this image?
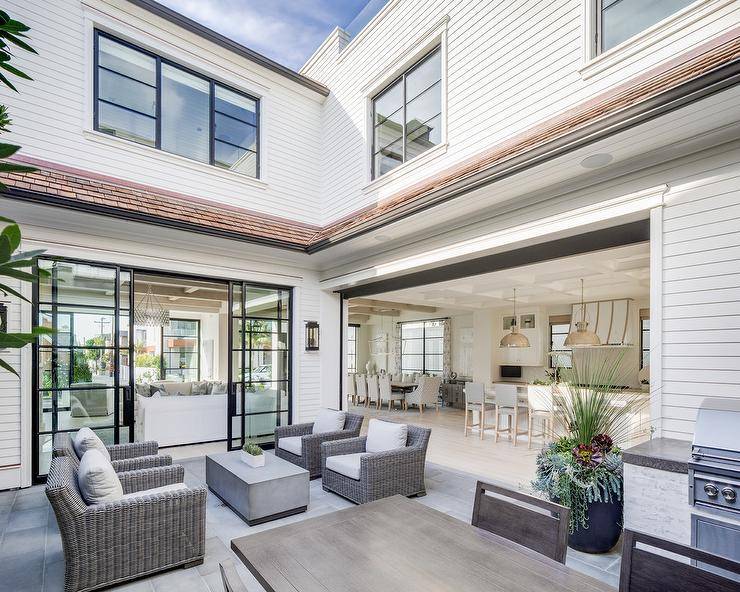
[349,298,438,313]
[348,314,370,324]
[135,277,227,292]
[348,306,401,316]
[134,286,228,302]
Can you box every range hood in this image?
[568,298,634,346]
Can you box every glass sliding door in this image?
[228,282,291,449]
[34,258,133,480]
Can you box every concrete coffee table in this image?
[206,451,309,525]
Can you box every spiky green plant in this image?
[242,442,263,456]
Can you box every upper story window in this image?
[372,47,441,179]
[597,0,695,53]
[94,32,260,178]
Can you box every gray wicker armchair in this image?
[46,456,206,592]
[275,412,363,478]
[321,423,432,504]
[53,431,172,472]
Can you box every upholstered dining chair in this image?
[366,374,380,409]
[347,373,357,406]
[379,374,404,410]
[493,384,528,446]
[464,382,495,439]
[527,385,554,449]
[472,480,570,564]
[405,375,442,414]
[355,373,368,405]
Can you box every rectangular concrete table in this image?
[206,451,309,526]
[231,495,616,592]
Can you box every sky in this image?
[159,0,384,71]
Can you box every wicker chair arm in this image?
[321,436,367,457]
[107,440,159,460]
[111,454,172,473]
[361,446,425,477]
[275,423,313,440]
[118,465,185,494]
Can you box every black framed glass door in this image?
[228,282,291,450]
[33,258,133,480]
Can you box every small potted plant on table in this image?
[241,442,265,468]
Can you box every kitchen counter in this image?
[623,437,691,474]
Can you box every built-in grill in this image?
[689,399,740,516]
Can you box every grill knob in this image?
[721,487,737,503]
[704,483,719,498]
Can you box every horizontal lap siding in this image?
[660,161,740,439]
[0,278,22,469]
[5,0,324,224]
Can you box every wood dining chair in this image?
[619,529,740,591]
[366,374,381,409]
[464,382,495,439]
[471,480,570,564]
[347,373,357,406]
[527,385,554,449]
[355,373,367,405]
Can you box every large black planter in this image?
[568,497,623,553]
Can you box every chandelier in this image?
[134,284,170,327]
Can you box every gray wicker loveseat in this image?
[46,456,206,592]
[321,420,431,504]
[275,410,363,478]
[53,431,172,472]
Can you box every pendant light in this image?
[134,284,170,327]
[565,278,600,346]
[499,288,530,348]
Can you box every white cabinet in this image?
[498,312,544,366]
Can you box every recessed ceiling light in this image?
[580,153,613,169]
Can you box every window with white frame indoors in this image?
[95,31,260,177]
[549,315,572,370]
[400,319,444,375]
[596,0,695,53]
[372,46,442,179]
[347,324,358,373]
[640,309,650,369]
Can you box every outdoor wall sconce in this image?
[305,321,320,351]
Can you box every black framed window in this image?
[597,0,694,53]
[162,319,200,381]
[640,314,650,369]
[94,31,260,177]
[347,324,359,373]
[372,47,441,179]
[400,319,443,376]
[549,317,572,369]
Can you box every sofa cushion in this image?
[191,381,209,395]
[78,449,123,504]
[365,419,408,453]
[277,435,302,456]
[313,408,346,434]
[121,483,187,500]
[72,427,110,461]
[210,381,228,395]
[326,453,370,480]
[134,383,152,397]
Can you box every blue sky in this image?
[159,0,381,71]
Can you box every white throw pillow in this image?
[365,419,408,453]
[77,449,123,505]
[72,427,110,461]
[312,408,346,434]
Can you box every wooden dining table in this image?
[231,495,615,592]
[390,381,417,393]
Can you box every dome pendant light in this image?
[564,278,601,347]
[499,288,530,348]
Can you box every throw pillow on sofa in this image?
[78,449,123,504]
[150,385,169,397]
[72,427,111,461]
[365,419,408,453]
[209,381,227,395]
[312,408,346,434]
[191,381,210,395]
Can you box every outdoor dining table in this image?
[231,494,615,592]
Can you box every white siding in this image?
[0,278,23,477]
[659,160,740,440]
[5,0,325,224]
[303,0,740,223]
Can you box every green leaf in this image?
[1,222,20,251]
[2,31,35,53]
[0,62,31,81]
[0,215,17,224]
[0,143,20,158]
[0,282,30,302]
[4,19,30,34]
[0,332,35,348]
[0,357,19,377]
[0,162,36,174]
[0,70,17,91]
[10,248,45,260]
[3,258,34,268]
[0,234,10,262]
[0,266,36,282]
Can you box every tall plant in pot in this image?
[532,350,649,553]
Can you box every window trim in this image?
[639,309,650,370]
[161,318,201,381]
[549,316,572,370]
[347,323,359,373]
[93,29,261,178]
[399,318,445,376]
[370,45,442,181]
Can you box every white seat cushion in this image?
[277,435,303,456]
[72,427,110,461]
[77,449,123,505]
[121,483,187,500]
[365,419,408,453]
[312,408,346,434]
[326,452,369,480]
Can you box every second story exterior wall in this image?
[5,0,327,225]
[302,0,740,224]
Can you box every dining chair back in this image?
[366,374,380,408]
[494,384,519,407]
[619,528,740,591]
[347,373,357,404]
[471,480,570,564]
[355,374,367,402]
[527,385,551,412]
[465,382,485,405]
[464,382,493,439]
[379,375,392,400]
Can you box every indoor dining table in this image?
[231,494,615,592]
